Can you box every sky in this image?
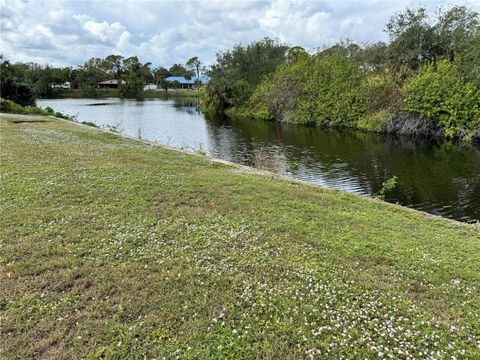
[1,0,479,68]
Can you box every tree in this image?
[384,6,479,73]
[286,46,308,63]
[385,7,437,70]
[186,56,202,77]
[359,42,389,72]
[0,55,36,106]
[158,78,170,93]
[101,55,124,79]
[169,63,189,77]
[204,37,289,110]
[317,39,361,60]
[153,66,171,91]
[435,6,479,62]
[120,56,150,99]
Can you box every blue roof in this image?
[165,76,210,85]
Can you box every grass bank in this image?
[1,113,479,359]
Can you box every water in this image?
[38,97,480,223]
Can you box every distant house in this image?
[144,83,157,91]
[164,76,210,89]
[97,80,126,89]
[52,81,71,89]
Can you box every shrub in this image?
[248,55,368,127]
[361,74,402,112]
[248,57,308,123]
[357,109,396,132]
[376,176,398,199]
[0,98,73,120]
[403,60,480,140]
[81,86,100,98]
[0,78,36,106]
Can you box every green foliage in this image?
[403,60,480,140]
[1,98,43,115]
[0,57,36,106]
[247,56,307,122]
[248,55,367,127]
[362,74,402,112]
[186,56,202,77]
[456,34,480,86]
[0,99,72,120]
[81,85,100,98]
[204,38,288,110]
[169,63,191,77]
[385,6,479,72]
[356,74,401,132]
[101,54,124,79]
[0,78,36,106]
[385,7,435,70]
[119,56,150,99]
[223,6,480,143]
[358,109,396,132]
[377,176,399,199]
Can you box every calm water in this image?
[38,97,480,223]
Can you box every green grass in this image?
[1,113,479,359]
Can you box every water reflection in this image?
[37,97,480,223]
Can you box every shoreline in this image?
[52,114,480,227]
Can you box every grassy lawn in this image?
[1,113,479,359]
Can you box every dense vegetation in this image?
[0,98,73,120]
[201,38,289,111]
[1,114,479,358]
[0,54,203,103]
[203,6,480,143]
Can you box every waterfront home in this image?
[164,76,210,89]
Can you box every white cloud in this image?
[0,0,479,68]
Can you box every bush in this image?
[1,98,43,115]
[357,109,396,132]
[403,60,480,140]
[248,57,308,123]
[0,78,36,106]
[361,74,402,112]
[0,99,73,120]
[81,86,100,98]
[248,55,367,127]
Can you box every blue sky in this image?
[1,0,479,67]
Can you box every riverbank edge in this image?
[3,111,474,228]
[42,88,199,100]
[199,104,480,147]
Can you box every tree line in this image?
[202,6,480,143]
[0,55,204,104]
[1,5,478,143]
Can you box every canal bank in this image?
[37,97,480,223]
[1,113,479,358]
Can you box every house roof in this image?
[164,76,210,85]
